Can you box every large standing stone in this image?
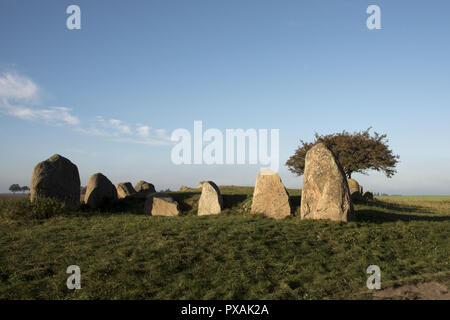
[30,154,80,209]
[135,180,156,193]
[84,173,117,208]
[347,178,363,200]
[116,182,136,199]
[198,181,223,216]
[144,193,179,216]
[300,143,353,222]
[250,169,291,219]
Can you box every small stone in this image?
[116,182,136,199]
[135,181,156,193]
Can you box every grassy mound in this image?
[0,187,448,299]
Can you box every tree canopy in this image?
[9,184,22,194]
[286,128,400,179]
[8,184,30,194]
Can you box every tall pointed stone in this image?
[250,169,291,219]
[300,143,353,222]
[198,181,223,216]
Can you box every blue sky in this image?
[1,0,450,194]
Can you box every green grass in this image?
[0,187,449,299]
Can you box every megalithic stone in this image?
[198,181,223,216]
[300,143,353,222]
[250,169,291,219]
[30,154,81,209]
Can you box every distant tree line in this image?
[9,184,30,194]
[373,192,389,196]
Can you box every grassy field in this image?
[0,187,449,300]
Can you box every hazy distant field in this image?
[0,187,449,300]
[377,195,450,202]
[1,193,86,202]
[0,193,28,201]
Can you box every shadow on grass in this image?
[80,199,145,216]
[289,196,301,216]
[355,199,450,223]
[356,199,433,214]
[78,193,450,224]
[171,192,200,212]
[222,194,248,209]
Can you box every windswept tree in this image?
[286,128,399,179]
[9,184,22,194]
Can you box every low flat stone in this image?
[144,193,179,216]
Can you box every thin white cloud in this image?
[79,117,135,138]
[155,129,168,138]
[74,126,111,137]
[2,102,80,126]
[0,72,38,102]
[79,118,173,146]
[137,125,150,137]
[0,72,79,126]
[108,119,131,135]
[0,71,171,146]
